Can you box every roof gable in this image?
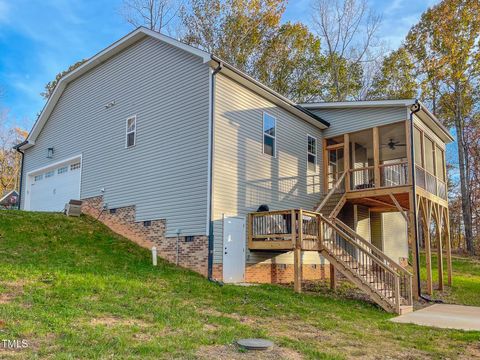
[20,27,211,150]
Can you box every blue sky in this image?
[0,0,439,131]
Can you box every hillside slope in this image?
[0,211,478,359]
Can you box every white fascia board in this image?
[300,99,417,109]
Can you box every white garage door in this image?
[27,158,82,212]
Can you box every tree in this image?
[41,59,88,100]
[120,0,182,34]
[311,0,383,101]
[180,0,285,73]
[253,22,323,102]
[368,47,417,100]
[0,110,27,194]
[405,0,480,254]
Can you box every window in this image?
[263,112,276,157]
[34,174,43,181]
[143,220,151,227]
[109,208,117,214]
[307,135,317,171]
[57,166,68,174]
[70,162,81,171]
[45,171,54,178]
[185,236,194,242]
[126,116,136,148]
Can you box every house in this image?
[14,27,453,314]
[0,190,19,209]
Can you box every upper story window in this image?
[126,116,136,148]
[263,112,276,157]
[307,135,317,171]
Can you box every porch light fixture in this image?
[47,147,54,158]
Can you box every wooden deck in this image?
[248,209,413,314]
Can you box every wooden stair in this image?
[317,214,414,314]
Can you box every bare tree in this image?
[0,110,27,194]
[120,0,182,34]
[311,0,384,101]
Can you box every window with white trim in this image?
[126,116,136,148]
[307,135,317,171]
[34,174,43,181]
[45,170,54,178]
[263,112,276,157]
[70,162,81,171]
[57,166,68,175]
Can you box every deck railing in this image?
[248,209,413,312]
[349,166,375,190]
[380,162,408,187]
[415,164,447,200]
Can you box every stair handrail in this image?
[331,218,412,278]
[319,213,412,307]
[315,213,401,277]
[316,170,347,212]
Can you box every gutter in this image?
[207,61,223,280]
[13,140,28,210]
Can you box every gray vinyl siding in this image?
[21,37,210,236]
[309,107,408,138]
[382,212,408,263]
[355,205,370,241]
[212,74,324,265]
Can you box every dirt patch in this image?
[461,343,480,359]
[89,316,150,328]
[198,308,256,325]
[0,280,29,305]
[197,344,303,360]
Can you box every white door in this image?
[223,216,246,283]
[27,158,82,211]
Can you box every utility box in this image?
[65,200,83,217]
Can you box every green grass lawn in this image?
[419,250,480,307]
[0,211,479,359]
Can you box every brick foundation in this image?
[212,263,329,284]
[81,196,208,276]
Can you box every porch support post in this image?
[408,190,420,299]
[344,133,350,191]
[422,199,433,295]
[330,264,336,290]
[436,204,444,291]
[294,210,303,293]
[445,206,452,286]
[373,127,380,188]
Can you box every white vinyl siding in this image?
[21,37,210,236]
[309,107,408,138]
[212,73,324,265]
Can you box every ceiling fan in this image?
[382,139,406,150]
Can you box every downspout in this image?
[14,142,27,210]
[409,101,440,303]
[207,61,223,281]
